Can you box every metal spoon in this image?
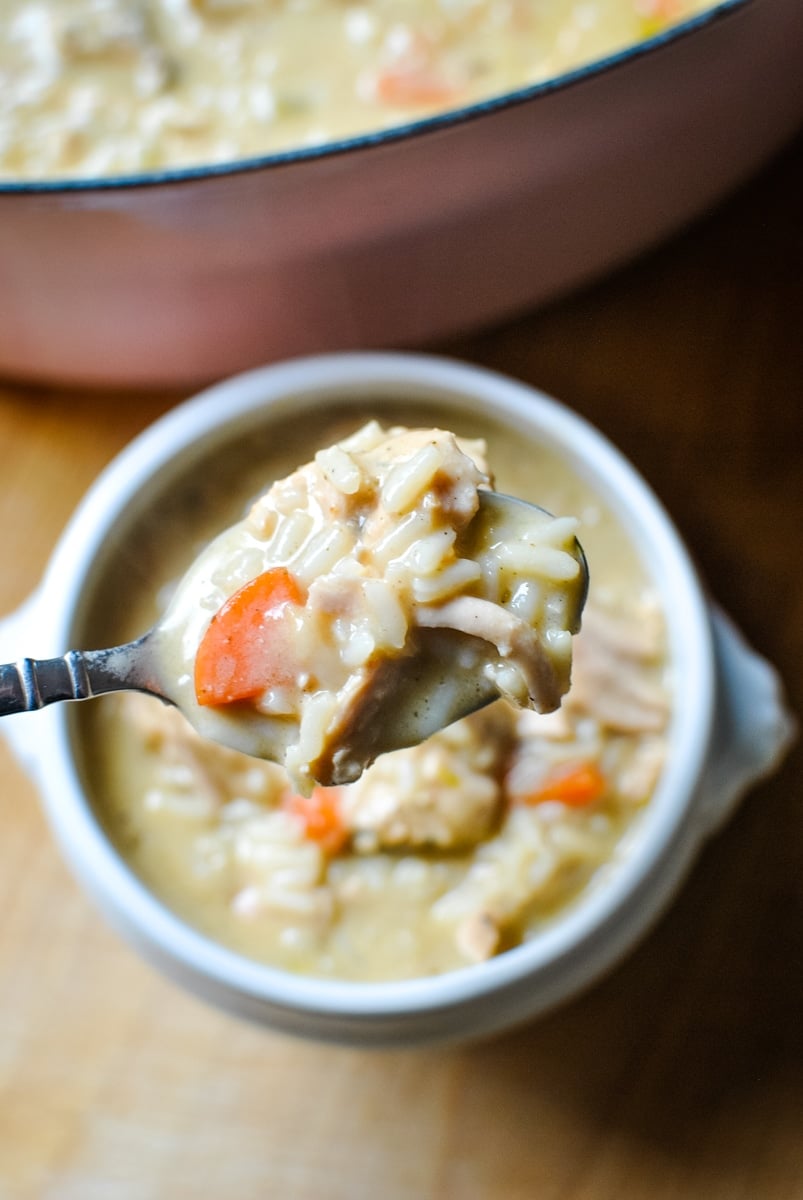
[0,493,588,773]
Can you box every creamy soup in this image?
[80,402,670,982]
[1,0,719,180]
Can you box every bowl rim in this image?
[34,351,716,1019]
[0,0,751,197]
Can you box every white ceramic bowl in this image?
[1,0,802,387]
[0,354,794,1045]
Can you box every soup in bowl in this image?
[84,412,663,982]
[0,354,792,1043]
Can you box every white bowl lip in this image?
[0,0,750,196]
[35,351,716,1020]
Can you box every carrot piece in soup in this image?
[283,787,348,855]
[195,567,306,707]
[520,761,607,808]
[372,26,463,108]
[636,0,683,36]
[375,65,461,106]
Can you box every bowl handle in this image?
[695,607,796,839]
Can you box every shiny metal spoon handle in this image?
[0,640,161,717]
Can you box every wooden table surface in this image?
[1,135,801,1200]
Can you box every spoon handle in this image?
[0,643,159,717]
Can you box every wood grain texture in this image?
[1,135,801,1200]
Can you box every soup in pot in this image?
[1,0,719,179]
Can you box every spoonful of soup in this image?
[0,422,588,792]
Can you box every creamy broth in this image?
[1,0,719,180]
[80,402,670,982]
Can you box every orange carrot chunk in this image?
[520,761,607,808]
[283,787,348,856]
[375,65,460,107]
[636,0,683,35]
[194,567,306,707]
